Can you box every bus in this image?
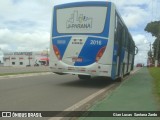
[50,1,138,80]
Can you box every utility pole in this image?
[46,48,49,66]
[149,42,152,67]
[155,35,160,67]
[150,42,151,52]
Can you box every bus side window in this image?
[118,22,123,44]
[128,36,131,52]
[125,32,128,50]
[122,29,126,47]
[131,42,135,54]
[114,12,124,50]
[114,13,118,43]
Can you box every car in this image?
[136,63,143,67]
[34,63,39,66]
[26,65,31,67]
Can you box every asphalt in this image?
[0,71,114,120]
[80,67,160,120]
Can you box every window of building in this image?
[3,57,10,61]
[12,62,15,65]
[20,62,23,65]
[19,57,23,60]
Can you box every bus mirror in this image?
[135,46,138,55]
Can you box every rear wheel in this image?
[126,72,130,75]
[116,76,122,82]
[78,75,91,80]
[116,64,124,82]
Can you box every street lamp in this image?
[155,35,160,67]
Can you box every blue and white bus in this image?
[50,1,137,80]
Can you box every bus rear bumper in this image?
[50,62,112,77]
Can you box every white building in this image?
[3,51,49,67]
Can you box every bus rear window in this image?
[56,7,107,34]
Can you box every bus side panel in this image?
[94,2,114,78]
[128,54,133,72]
[50,8,64,68]
[109,3,117,80]
[49,8,57,68]
[96,3,112,65]
[123,51,128,75]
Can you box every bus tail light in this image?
[53,45,61,60]
[96,47,106,62]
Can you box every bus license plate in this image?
[72,57,82,62]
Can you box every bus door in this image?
[116,21,124,76]
[127,38,131,72]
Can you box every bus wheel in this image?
[116,77,122,82]
[117,64,124,82]
[126,72,130,75]
[78,75,91,80]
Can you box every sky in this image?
[0,0,160,65]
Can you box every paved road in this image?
[0,73,113,112]
[0,67,140,120]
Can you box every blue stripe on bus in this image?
[120,48,125,63]
[52,37,71,59]
[111,45,125,79]
[52,2,111,38]
[111,44,118,79]
[74,37,108,66]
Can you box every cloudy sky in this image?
[0,0,160,65]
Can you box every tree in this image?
[145,21,160,67]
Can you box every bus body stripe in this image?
[52,37,71,59]
[74,37,108,66]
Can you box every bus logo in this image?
[66,10,93,29]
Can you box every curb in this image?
[0,72,53,79]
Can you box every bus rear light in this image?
[53,45,61,60]
[96,47,106,62]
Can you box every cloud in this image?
[0,0,53,54]
[133,34,148,46]
[0,0,53,32]
[121,6,149,29]
[133,34,150,65]
[0,28,50,52]
[0,0,158,65]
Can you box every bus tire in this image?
[78,75,91,80]
[127,72,130,75]
[116,65,124,82]
[116,77,122,82]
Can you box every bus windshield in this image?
[56,7,107,34]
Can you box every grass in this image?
[0,71,49,76]
[148,67,160,102]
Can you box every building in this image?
[3,51,49,67]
